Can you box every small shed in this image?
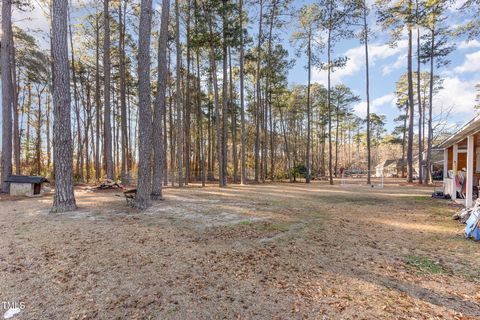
[5,175,49,197]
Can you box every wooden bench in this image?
[123,189,137,206]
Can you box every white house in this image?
[438,114,480,207]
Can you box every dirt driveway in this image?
[0,181,479,319]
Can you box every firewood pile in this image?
[99,179,122,189]
[87,179,122,191]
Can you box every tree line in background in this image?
[0,0,477,211]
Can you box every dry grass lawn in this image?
[1,180,479,319]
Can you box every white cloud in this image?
[311,40,408,86]
[382,53,406,75]
[370,40,408,62]
[458,40,480,50]
[13,4,50,33]
[12,4,51,49]
[354,93,397,118]
[433,76,479,115]
[454,50,480,74]
[352,75,479,124]
[449,0,468,11]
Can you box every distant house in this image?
[375,159,404,177]
[5,176,49,197]
[413,150,445,181]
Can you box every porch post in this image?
[443,149,448,179]
[453,144,458,173]
[452,144,458,200]
[466,135,474,208]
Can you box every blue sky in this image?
[246,0,480,132]
[6,0,480,135]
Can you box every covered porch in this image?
[440,115,480,208]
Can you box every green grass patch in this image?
[431,206,453,217]
[408,196,433,204]
[406,196,454,217]
[260,221,292,232]
[407,255,445,275]
[225,219,254,228]
[167,305,180,314]
[237,220,253,226]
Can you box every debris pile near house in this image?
[452,199,480,241]
[452,206,473,224]
[432,190,450,199]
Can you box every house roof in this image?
[438,113,480,149]
[384,160,398,167]
[376,159,401,169]
[413,149,444,165]
[5,175,49,184]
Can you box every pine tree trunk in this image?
[169,62,176,187]
[119,0,130,185]
[194,1,205,186]
[185,0,192,185]
[206,9,223,187]
[261,89,267,183]
[266,0,277,182]
[68,6,82,180]
[334,104,339,178]
[363,2,371,185]
[152,0,170,200]
[10,30,20,175]
[163,71,169,186]
[46,94,51,169]
[103,0,114,180]
[327,28,333,185]
[134,0,154,209]
[306,30,312,183]
[426,27,435,184]
[114,95,119,175]
[26,84,32,166]
[269,95,275,181]
[207,79,213,181]
[416,13,423,184]
[321,124,326,176]
[279,108,291,181]
[210,52,223,186]
[175,0,184,187]
[239,0,247,185]
[407,20,415,183]
[1,0,13,192]
[51,0,77,212]
[36,86,43,175]
[402,105,407,178]
[84,77,92,182]
[221,0,229,187]
[229,47,238,183]
[95,5,101,180]
[254,0,263,183]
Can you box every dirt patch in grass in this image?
[0,180,479,319]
